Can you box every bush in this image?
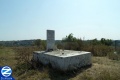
[34,40,46,50]
[57,43,63,49]
[92,45,113,56]
[13,46,45,79]
[83,44,114,56]
[14,47,30,63]
[61,34,114,57]
[60,42,82,51]
[13,46,40,64]
[108,52,120,60]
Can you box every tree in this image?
[40,40,46,50]
[61,33,83,50]
[91,38,100,45]
[100,38,113,46]
[62,33,77,42]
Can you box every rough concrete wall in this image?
[33,51,50,65]
[49,53,91,71]
[63,53,92,70]
[33,52,92,71]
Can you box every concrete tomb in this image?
[32,30,92,71]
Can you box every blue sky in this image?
[0,0,120,41]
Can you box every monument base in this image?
[32,50,92,71]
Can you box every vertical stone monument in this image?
[47,30,55,51]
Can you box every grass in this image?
[0,47,120,80]
[0,47,16,66]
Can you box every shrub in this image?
[14,47,30,63]
[57,43,63,49]
[83,44,114,56]
[92,45,113,56]
[13,46,44,79]
[108,52,120,60]
[13,46,40,64]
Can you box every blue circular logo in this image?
[1,66,12,77]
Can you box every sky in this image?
[0,0,120,41]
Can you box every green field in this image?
[0,47,120,80]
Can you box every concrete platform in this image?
[33,50,92,71]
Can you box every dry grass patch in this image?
[70,57,120,80]
[0,47,16,66]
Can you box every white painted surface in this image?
[47,30,55,50]
[33,50,92,71]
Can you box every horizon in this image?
[0,38,119,42]
[0,0,120,41]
